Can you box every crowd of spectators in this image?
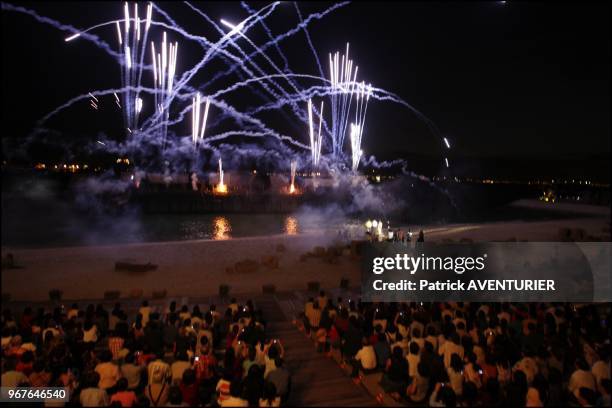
[302,293,610,407]
[1,298,291,407]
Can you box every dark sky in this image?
[1,1,610,161]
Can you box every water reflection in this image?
[212,216,231,240]
[284,216,299,235]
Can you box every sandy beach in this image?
[2,200,609,302]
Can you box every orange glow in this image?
[284,216,298,235]
[289,183,296,194]
[215,183,228,194]
[212,216,231,240]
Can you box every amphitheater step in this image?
[257,295,376,407]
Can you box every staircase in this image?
[257,297,376,407]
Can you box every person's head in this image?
[32,360,46,373]
[513,369,528,390]
[181,368,196,386]
[176,351,188,362]
[99,349,113,363]
[3,357,17,372]
[124,352,135,364]
[412,328,421,339]
[409,341,420,356]
[575,357,590,371]
[392,346,403,360]
[229,380,242,398]
[274,357,283,368]
[437,385,456,407]
[21,350,34,364]
[417,361,429,378]
[87,371,101,388]
[168,386,182,405]
[142,300,148,307]
[578,387,597,406]
[450,353,463,373]
[116,378,128,392]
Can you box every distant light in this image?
[65,33,81,42]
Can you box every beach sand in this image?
[2,200,609,302]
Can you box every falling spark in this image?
[96,140,106,145]
[443,137,450,148]
[64,32,80,42]
[445,158,449,168]
[135,97,143,114]
[88,92,98,102]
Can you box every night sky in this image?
[1,1,610,163]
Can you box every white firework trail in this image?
[289,159,297,193]
[328,43,359,159]
[308,98,324,169]
[191,92,211,145]
[151,30,178,149]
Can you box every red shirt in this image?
[180,382,199,406]
[194,354,217,381]
[111,391,138,407]
[16,362,33,376]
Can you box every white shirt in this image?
[355,345,377,370]
[568,369,596,398]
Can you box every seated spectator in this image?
[178,369,198,407]
[16,350,34,376]
[120,353,142,391]
[1,357,29,387]
[216,370,233,405]
[29,360,51,387]
[170,351,190,385]
[380,346,409,400]
[221,380,248,407]
[95,349,121,391]
[597,378,611,407]
[266,357,290,402]
[110,378,138,407]
[373,329,390,369]
[407,341,420,378]
[569,358,597,399]
[166,385,186,407]
[352,337,377,381]
[144,373,170,407]
[139,301,152,327]
[429,382,457,407]
[79,371,109,407]
[259,381,281,407]
[406,361,429,403]
[147,351,171,385]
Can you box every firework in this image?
[191,92,211,145]
[151,31,178,149]
[289,160,297,193]
[308,99,324,169]
[328,43,358,159]
[216,158,228,194]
